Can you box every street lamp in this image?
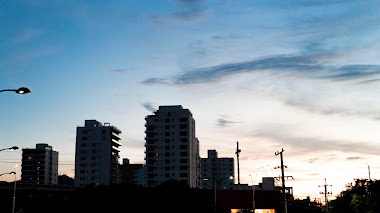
[217,176,234,190]
[0,171,16,176]
[0,146,19,152]
[0,87,31,94]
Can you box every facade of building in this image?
[144,105,200,187]
[74,120,122,187]
[120,158,144,185]
[201,150,234,190]
[21,143,58,185]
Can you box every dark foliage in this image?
[330,179,380,213]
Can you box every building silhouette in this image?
[21,143,58,185]
[145,105,200,187]
[58,174,74,186]
[120,158,144,185]
[201,150,234,190]
[74,120,122,187]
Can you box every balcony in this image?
[111,138,121,146]
[111,146,120,151]
[112,132,121,139]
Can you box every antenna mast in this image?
[236,141,241,187]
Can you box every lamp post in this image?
[204,176,233,213]
[12,165,18,213]
[0,87,31,94]
[0,146,19,152]
[249,174,257,212]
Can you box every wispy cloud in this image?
[253,127,380,157]
[113,93,128,97]
[147,0,207,25]
[172,6,207,23]
[307,157,320,164]
[142,53,380,86]
[107,69,128,73]
[11,29,43,43]
[346,156,362,160]
[216,115,241,127]
[142,78,171,86]
[141,102,157,112]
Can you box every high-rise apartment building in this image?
[201,150,234,190]
[21,143,58,185]
[145,105,200,187]
[74,120,122,187]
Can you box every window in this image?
[165,153,170,157]
[102,130,106,134]
[165,139,170,143]
[180,117,187,122]
[165,125,170,130]
[180,138,187,143]
[180,125,187,129]
[165,118,170,123]
[81,143,86,147]
[180,166,188,170]
[180,131,187,136]
[147,146,154,151]
[165,132,170,136]
[80,170,85,174]
[165,159,170,164]
[82,130,88,134]
[165,146,170,150]
[148,139,154,144]
[82,137,87,141]
[180,159,188,163]
[165,166,170,171]
[180,173,188,177]
[180,152,187,156]
[180,145,187,149]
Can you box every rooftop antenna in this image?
[236,141,241,187]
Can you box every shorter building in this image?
[21,143,59,185]
[234,177,293,195]
[120,158,144,185]
[201,150,234,190]
[58,174,74,186]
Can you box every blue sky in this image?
[1,0,380,199]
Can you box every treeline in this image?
[331,179,380,213]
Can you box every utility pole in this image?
[275,148,287,213]
[368,164,371,181]
[319,178,332,212]
[236,141,241,188]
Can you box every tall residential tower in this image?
[145,105,200,187]
[74,120,122,187]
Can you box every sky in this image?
[1,0,380,200]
